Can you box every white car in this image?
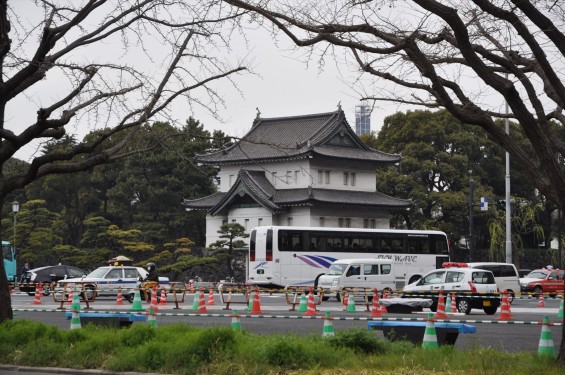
[57,266,169,303]
[401,267,501,315]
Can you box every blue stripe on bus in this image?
[297,255,336,268]
[253,262,268,269]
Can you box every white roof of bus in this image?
[252,226,447,235]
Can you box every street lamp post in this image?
[12,200,19,256]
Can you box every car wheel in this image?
[42,283,51,297]
[534,286,543,297]
[483,306,498,315]
[457,298,472,315]
[126,293,134,303]
[429,302,437,312]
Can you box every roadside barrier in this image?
[422,313,438,349]
[284,287,324,312]
[54,282,96,310]
[231,310,241,331]
[130,288,143,311]
[32,283,42,305]
[115,288,124,305]
[322,311,335,337]
[149,287,159,312]
[339,287,374,311]
[159,289,167,306]
[219,287,251,311]
[434,289,448,320]
[496,291,512,321]
[537,293,545,307]
[250,288,262,314]
[537,316,555,357]
[370,289,383,317]
[147,307,157,328]
[304,288,318,316]
[170,282,186,309]
[197,288,207,313]
[207,288,215,305]
[345,292,356,313]
[69,288,81,330]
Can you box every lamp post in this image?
[12,200,19,256]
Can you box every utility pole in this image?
[469,178,474,261]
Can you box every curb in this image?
[0,364,170,375]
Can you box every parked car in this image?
[57,265,170,302]
[519,269,565,296]
[518,269,532,278]
[443,262,520,303]
[317,258,396,301]
[19,265,87,296]
[401,267,501,315]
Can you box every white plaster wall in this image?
[205,207,273,246]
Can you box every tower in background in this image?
[355,100,371,135]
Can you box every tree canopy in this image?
[0,0,247,322]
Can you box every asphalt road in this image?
[8,290,565,354]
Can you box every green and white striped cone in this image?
[296,294,308,313]
[445,294,452,313]
[247,293,253,311]
[322,311,335,337]
[147,307,157,328]
[538,316,555,357]
[345,293,356,312]
[70,286,81,312]
[556,298,564,320]
[69,287,81,330]
[422,313,438,349]
[191,290,200,311]
[130,288,143,311]
[231,310,241,331]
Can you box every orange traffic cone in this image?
[497,291,512,320]
[197,288,207,312]
[342,292,349,307]
[149,287,159,312]
[250,288,262,314]
[32,283,42,305]
[450,292,457,313]
[67,288,74,306]
[207,288,215,306]
[434,289,448,319]
[304,287,318,316]
[158,289,167,306]
[115,288,124,305]
[370,288,383,317]
[537,293,546,308]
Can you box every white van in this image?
[443,262,520,303]
[317,259,396,300]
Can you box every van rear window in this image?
[472,271,495,284]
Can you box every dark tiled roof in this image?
[182,169,410,213]
[196,110,401,165]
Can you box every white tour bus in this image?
[247,226,450,290]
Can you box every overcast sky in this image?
[9,3,408,162]
[180,26,397,142]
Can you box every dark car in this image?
[19,265,87,296]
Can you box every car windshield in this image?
[86,267,110,278]
[525,271,548,279]
[327,263,348,275]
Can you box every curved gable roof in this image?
[196,109,401,165]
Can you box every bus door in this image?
[248,227,275,284]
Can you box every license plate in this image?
[483,300,491,306]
